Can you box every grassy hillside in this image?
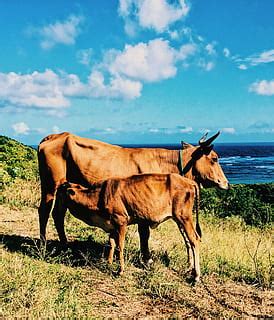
[0,135,273,317]
[0,135,38,184]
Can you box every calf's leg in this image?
[116,224,127,275]
[178,226,194,271]
[108,231,116,264]
[176,216,201,282]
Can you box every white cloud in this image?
[109,76,142,99]
[109,39,178,82]
[0,69,85,109]
[199,60,215,71]
[222,127,236,134]
[168,30,179,40]
[231,49,274,69]
[0,67,142,111]
[149,128,160,133]
[238,64,247,70]
[30,15,84,50]
[148,126,192,134]
[249,80,274,96]
[205,43,216,56]
[177,43,196,60]
[223,48,230,58]
[12,122,30,135]
[177,126,192,133]
[86,38,212,100]
[88,71,142,99]
[119,0,190,34]
[52,125,61,133]
[77,48,93,66]
[247,49,274,66]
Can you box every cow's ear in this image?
[181,141,192,149]
[202,145,214,155]
[67,189,75,196]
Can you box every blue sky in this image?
[0,0,273,144]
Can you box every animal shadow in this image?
[0,233,118,273]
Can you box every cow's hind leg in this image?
[39,195,53,244]
[39,201,49,244]
[138,223,153,265]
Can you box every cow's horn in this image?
[199,131,220,147]
[198,132,209,145]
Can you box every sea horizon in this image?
[30,141,274,185]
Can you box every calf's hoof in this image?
[118,268,124,276]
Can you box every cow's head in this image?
[182,132,229,190]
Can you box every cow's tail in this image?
[194,184,202,238]
[48,182,69,217]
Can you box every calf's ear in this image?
[67,189,75,196]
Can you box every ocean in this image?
[121,143,274,184]
[32,142,274,184]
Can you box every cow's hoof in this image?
[141,258,154,269]
[146,258,154,265]
[59,242,69,252]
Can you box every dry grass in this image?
[1,201,273,318]
[1,179,40,208]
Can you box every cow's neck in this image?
[151,148,195,180]
[179,147,195,181]
[153,149,180,174]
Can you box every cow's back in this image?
[38,132,176,195]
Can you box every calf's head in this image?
[57,182,86,200]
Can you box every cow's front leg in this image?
[138,223,153,265]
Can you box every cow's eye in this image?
[212,157,218,163]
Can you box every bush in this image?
[200,184,273,226]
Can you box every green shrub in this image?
[200,184,273,226]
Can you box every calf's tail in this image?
[194,184,202,238]
[48,189,58,217]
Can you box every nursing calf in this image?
[54,173,201,281]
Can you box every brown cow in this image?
[54,174,201,281]
[38,131,228,262]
